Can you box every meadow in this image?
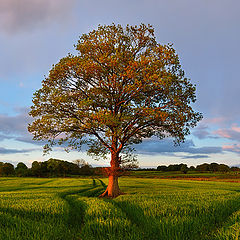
[0,177,239,240]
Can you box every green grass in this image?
[0,177,239,239]
[128,170,240,179]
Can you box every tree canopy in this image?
[28,24,202,197]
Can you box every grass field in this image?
[128,170,240,180]
[0,177,239,240]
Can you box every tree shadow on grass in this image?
[0,180,105,240]
[0,206,63,223]
[112,197,240,240]
[97,179,107,188]
[92,178,96,186]
[59,183,102,228]
[63,194,87,229]
[0,207,79,240]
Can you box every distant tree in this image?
[16,162,28,170]
[31,159,81,177]
[2,163,15,176]
[15,162,28,177]
[218,164,229,173]
[73,159,88,168]
[79,164,93,176]
[157,165,168,171]
[28,24,202,198]
[180,164,188,174]
[167,164,182,171]
[196,163,210,172]
[47,158,63,176]
[189,166,195,171]
[72,159,94,175]
[0,162,4,176]
[209,163,219,172]
[31,161,42,177]
[231,166,239,172]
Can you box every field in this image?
[0,177,239,240]
[129,170,240,180]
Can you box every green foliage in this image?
[16,162,28,170]
[157,163,189,172]
[157,163,235,173]
[180,164,188,174]
[0,162,4,176]
[218,164,230,173]
[196,163,230,173]
[29,158,92,177]
[2,163,14,176]
[15,162,28,177]
[31,161,42,177]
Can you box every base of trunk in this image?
[99,175,124,198]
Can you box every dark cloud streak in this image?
[0,146,37,154]
[182,155,210,159]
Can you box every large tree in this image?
[28,24,202,198]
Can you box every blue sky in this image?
[0,0,240,168]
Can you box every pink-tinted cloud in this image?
[214,124,240,141]
[201,117,228,125]
[231,124,240,133]
[192,116,233,140]
[222,144,240,153]
[0,0,76,34]
[192,122,220,140]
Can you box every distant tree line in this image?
[0,160,238,177]
[156,163,239,174]
[0,158,94,177]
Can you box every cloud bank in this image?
[134,138,223,156]
[0,107,34,144]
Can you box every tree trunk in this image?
[99,174,121,198]
[99,151,123,198]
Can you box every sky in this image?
[0,0,240,168]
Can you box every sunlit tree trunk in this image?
[99,152,122,198]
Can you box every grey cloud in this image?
[0,108,60,147]
[192,129,211,139]
[192,124,214,139]
[0,146,36,154]
[0,107,31,135]
[0,107,39,145]
[0,0,76,34]
[187,146,222,154]
[192,124,219,140]
[182,155,210,159]
[134,138,223,155]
